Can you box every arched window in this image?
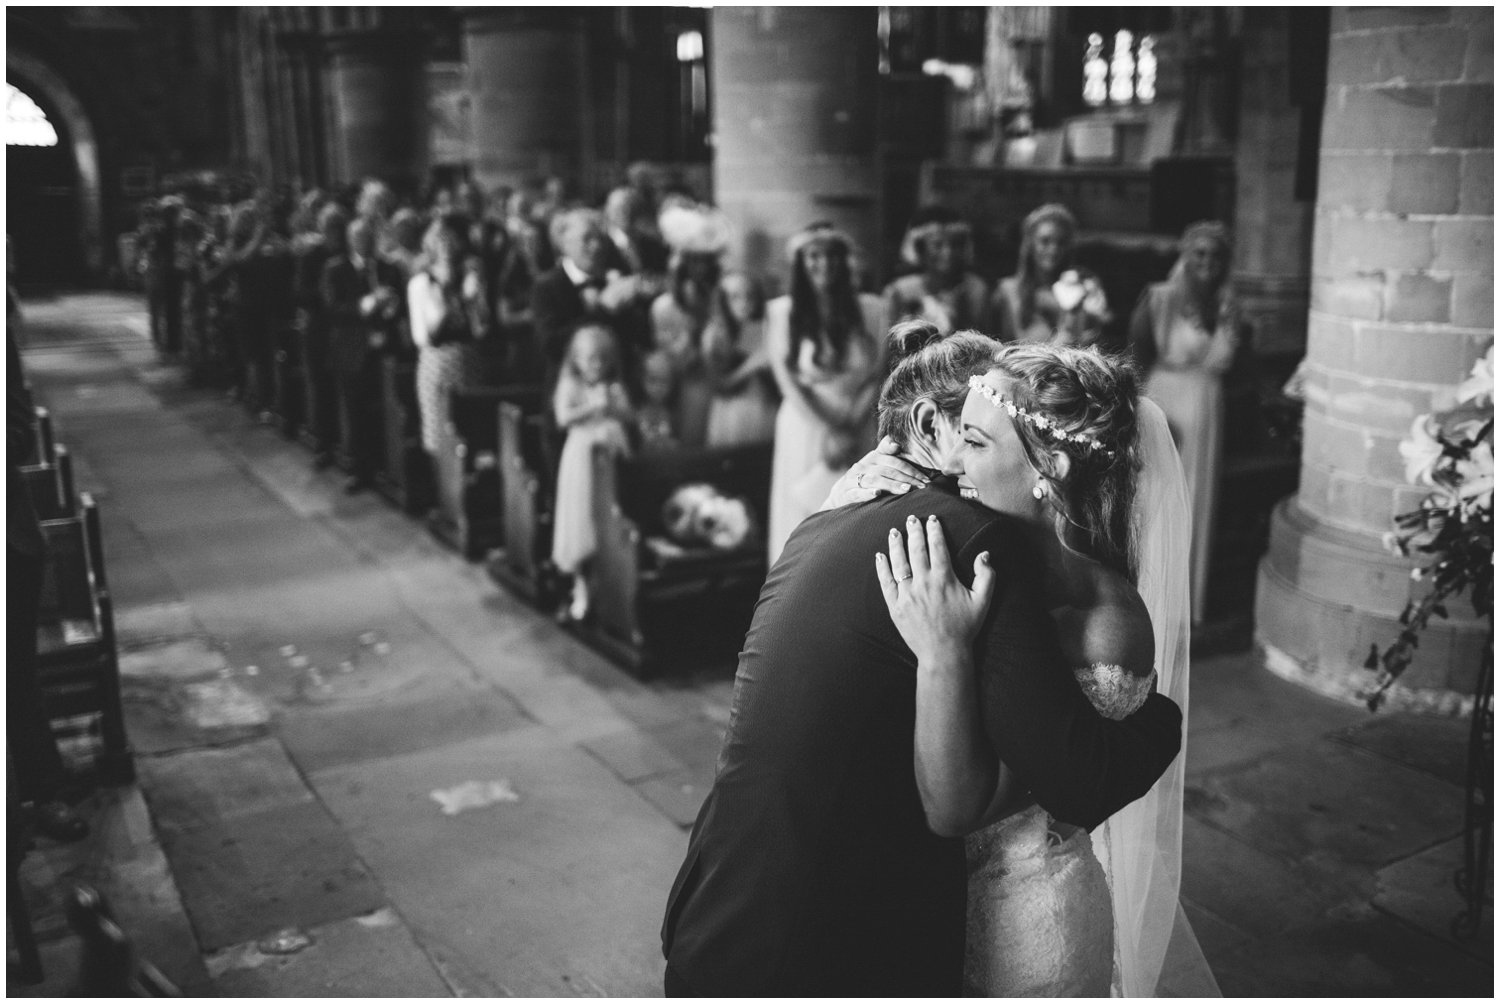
[6,82,59,147]
[1081,31,1157,108]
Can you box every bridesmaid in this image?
[993,203,1108,347]
[883,206,992,336]
[703,272,778,448]
[1129,220,1246,624]
[765,222,887,563]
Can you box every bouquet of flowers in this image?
[1050,269,1111,347]
[1364,346,1494,710]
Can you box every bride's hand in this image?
[876,514,995,664]
[818,436,931,511]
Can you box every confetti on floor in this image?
[430,779,521,816]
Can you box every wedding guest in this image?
[322,216,405,492]
[765,222,888,563]
[993,204,1108,347]
[408,215,493,460]
[703,272,777,448]
[293,202,351,464]
[1129,220,1248,623]
[883,206,992,336]
[532,208,652,388]
[551,324,634,622]
[651,202,734,447]
[636,348,681,452]
[384,208,427,282]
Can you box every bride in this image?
[836,340,1215,996]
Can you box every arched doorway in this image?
[7,79,81,287]
[5,50,104,288]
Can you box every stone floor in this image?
[8,294,1493,996]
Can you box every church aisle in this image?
[16,293,732,996]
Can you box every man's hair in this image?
[876,321,1002,449]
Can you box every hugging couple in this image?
[661,320,1218,996]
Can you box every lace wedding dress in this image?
[962,663,1155,997]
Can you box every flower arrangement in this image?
[1364,346,1494,711]
[1050,269,1111,347]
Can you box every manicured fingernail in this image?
[898,483,912,493]
[927,514,937,524]
[979,551,990,565]
[890,528,900,538]
[907,515,918,524]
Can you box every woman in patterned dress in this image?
[406,215,493,458]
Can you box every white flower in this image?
[1052,270,1086,312]
[1457,346,1494,406]
[1455,439,1494,509]
[1398,414,1444,486]
[1081,276,1109,319]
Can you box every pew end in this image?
[36,493,134,786]
[488,398,562,606]
[429,383,545,561]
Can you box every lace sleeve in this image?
[1072,663,1156,721]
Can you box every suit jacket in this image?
[321,254,405,377]
[661,484,1183,996]
[530,265,601,377]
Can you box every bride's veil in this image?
[1091,396,1220,996]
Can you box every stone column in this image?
[1256,6,1493,708]
[1232,9,1316,356]
[462,10,588,189]
[281,32,328,190]
[324,29,428,187]
[710,6,882,292]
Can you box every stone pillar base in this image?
[1254,498,1487,712]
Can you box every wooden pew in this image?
[583,441,773,677]
[66,884,182,996]
[20,443,76,521]
[488,398,561,605]
[374,355,432,515]
[36,493,133,785]
[33,404,55,465]
[429,384,545,560]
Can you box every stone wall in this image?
[1256,6,1493,706]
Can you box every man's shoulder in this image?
[820,490,1015,551]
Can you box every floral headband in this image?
[967,375,1115,456]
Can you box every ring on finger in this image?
[856,472,867,489]
[894,571,912,582]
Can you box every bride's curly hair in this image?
[989,345,1144,581]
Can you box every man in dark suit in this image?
[530,208,659,390]
[321,216,405,493]
[660,350,1183,996]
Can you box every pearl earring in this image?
[1032,481,1046,500]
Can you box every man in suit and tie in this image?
[530,208,660,390]
[320,216,405,493]
[661,331,1184,996]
